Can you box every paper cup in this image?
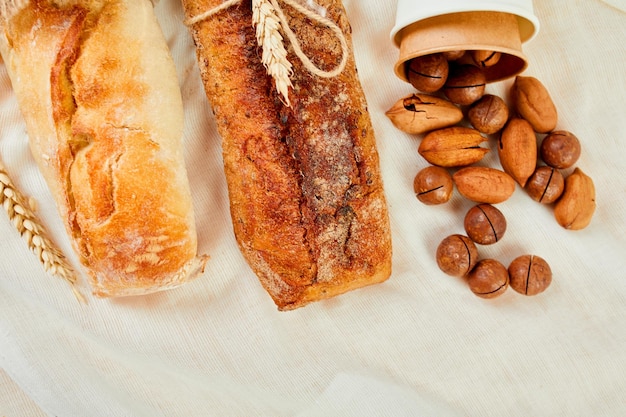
[391,0,540,83]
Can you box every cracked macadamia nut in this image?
[467,94,509,134]
[472,50,502,68]
[467,259,509,299]
[436,234,479,277]
[442,50,465,61]
[526,166,565,203]
[414,166,453,205]
[442,65,486,105]
[464,204,507,245]
[508,255,552,295]
[407,53,449,93]
[540,130,582,169]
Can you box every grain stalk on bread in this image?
[0,161,83,301]
[185,0,349,108]
[252,0,293,106]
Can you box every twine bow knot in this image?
[185,0,349,107]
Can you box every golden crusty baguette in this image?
[0,0,207,296]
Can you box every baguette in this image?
[182,0,392,309]
[0,0,207,296]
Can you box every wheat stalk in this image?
[0,161,84,302]
[252,0,293,106]
[187,0,348,106]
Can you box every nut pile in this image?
[387,51,597,299]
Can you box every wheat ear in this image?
[0,161,84,302]
[252,0,293,106]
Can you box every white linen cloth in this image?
[1,0,625,416]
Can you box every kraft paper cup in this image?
[391,0,540,83]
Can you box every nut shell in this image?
[436,234,479,277]
[452,167,516,204]
[511,76,558,133]
[464,204,507,245]
[442,50,465,61]
[467,259,509,299]
[419,127,489,167]
[414,166,453,205]
[498,118,538,187]
[472,50,502,67]
[526,166,565,204]
[540,131,581,169]
[442,65,486,105]
[508,255,552,295]
[407,54,449,93]
[386,94,463,135]
[554,167,596,230]
[467,94,509,134]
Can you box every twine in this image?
[185,0,349,103]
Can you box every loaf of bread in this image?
[0,0,207,296]
[182,0,392,309]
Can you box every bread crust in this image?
[0,0,207,296]
[183,0,392,309]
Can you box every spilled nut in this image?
[498,118,537,187]
[419,127,488,167]
[385,94,463,135]
[453,167,516,204]
[554,168,596,230]
[511,76,558,133]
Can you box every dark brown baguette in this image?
[182,0,392,309]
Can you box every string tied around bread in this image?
[185,0,349,107]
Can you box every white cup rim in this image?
[390,1,540,46]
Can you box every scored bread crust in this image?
[182,0,392,309]
[0,0,208,296]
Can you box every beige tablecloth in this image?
[1,1,625,416]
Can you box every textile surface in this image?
[1,0,625,416]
